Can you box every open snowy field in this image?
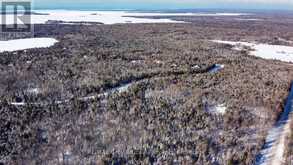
[0,10,250,24]
[212,40,293,63]
[0,38,58,52]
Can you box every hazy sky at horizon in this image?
[33,0,293,10]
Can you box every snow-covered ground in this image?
[0,10,250,25]
[0,38,58,52]
[212,40,293,63]
[26,88,41,95]
[234,18,263,21]
[205,103,227,114]
[124,12,249,17]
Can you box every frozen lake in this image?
[0,10,250,25]
[0,38,58,52]
[212,40,293,63]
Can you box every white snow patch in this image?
[26,88,41,94]
[0,10,250,25]
[57,22,93,25]
[79,83,133,101]
[7,10,184,24]
[191,65,200,70]
[10,102,26,106]
[155,60,164,64]
[277,38,293,45]
[124,12,249,17]
[205,104,227,114]
[212,40,293,63]
[109,83,132,94]
[131,60,142,64]
[0,38,58,52]
[212,13,249,16]
[235,18,262,21]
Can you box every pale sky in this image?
[33,0,293,10]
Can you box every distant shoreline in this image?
[31,8,293,14]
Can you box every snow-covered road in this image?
[8,63,222,106]
[255,83,293,165]
[10,82,133,106]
